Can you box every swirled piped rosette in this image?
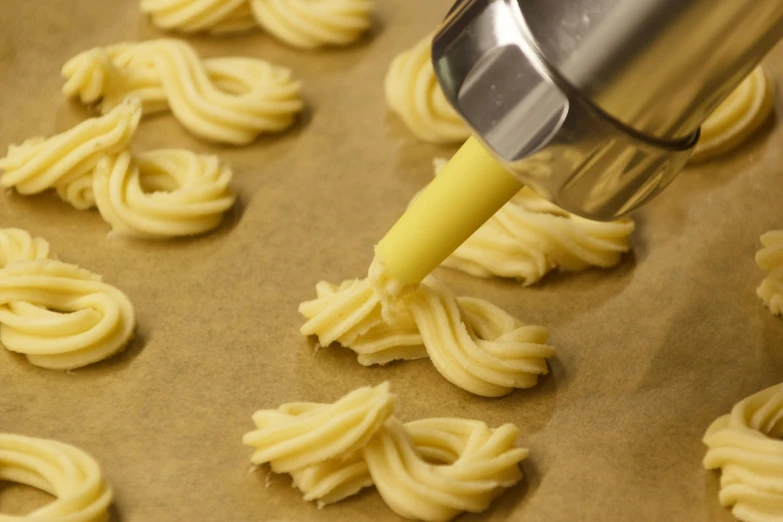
[756,230,783,317]
[0,228,52,266]
[243,383,528,521]
[0,434,113,521]
[141,0,373,49]
[703,384,783,522]
[93,149,235,238]
[691,66,775,162]
[385,33,469,143]
[62,39,303,144]
[0,97,237,239]
[141,0,256,34]
[250,0,373,49]
[0,229,135,370]
[299,272,554,397]
[0,97,140,210]
[243,382,395,472]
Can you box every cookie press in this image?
[373,0,783,287]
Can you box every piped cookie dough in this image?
[300,264,554,398]
[62,39,304,144]
[0,97,236,239]
[92,149,235,238]
[691,66,775,162]
[756,230,783,316]
[0,228,52,265]
[142,0,373,48]
[141,0,257,34]
[703,384,783,522]
[249,0,373,49]
[0,434,113,522]
[0,229,135,370]
[428,158,636,284]
[243,382,529,522]
[385,32,470,143]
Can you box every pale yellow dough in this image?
[141,0,373,48]
[299,270,554,398]
[691,66,775,162]
[93,149,235,238]
[0,98,236,239]
[0,229,135,370]
[385,33,471,143]
[0,97,140,210]
[243,383,528,522]
[703,384,783,522]
[140,0,256,34]
[243,382,395,473]
[0,434,113,522]
[756,230,783,317]
[428,158,635,284]
[0,228,51,266]
[249,0,373,49]
[62,39,303,144]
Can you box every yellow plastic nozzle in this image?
[376,137,522,286]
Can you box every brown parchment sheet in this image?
[2,1,783,521]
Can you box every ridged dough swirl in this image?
[0,434,113,522]
[141,0,373,48]
[0,228,135,370]
[62,39,303,144]
[242,382,395,473]
[385,33,470,143]
[703,384,783,522]
[249,0,373,49]
[429,159,635,284]
[756,231,783,317]
[0,260,136,371]
[0,228,52,267]
[364,417,526,522]
[691,66,775,162]
[300,275,554,397]
[93,149,235,238]
[0,97,140,210]
[243,383,528,521]
[0,98,237,238]
[140,0,256,34]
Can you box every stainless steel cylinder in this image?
[516,0,783,140]
[433,0,783,219]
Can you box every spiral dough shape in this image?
[299,274,554,397]
[365,418,527,522]
[62,39,304,144]
[703,384,783,522]
[429,158,635,284]
[243,383,528,521]
[0,228,135,370]
[141,0,373,48]
[385,33,470,144]
[93,149,236,238]
[242,382,395,473]
[756,230,783,317]
[0,98,237,239]
[0,228,52,267]
[0,434,113,522]
[691,66,775,162]
[140,0,256,34]
[249,0,373,49]
[0,97,140,210]
[0,260,136,370]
